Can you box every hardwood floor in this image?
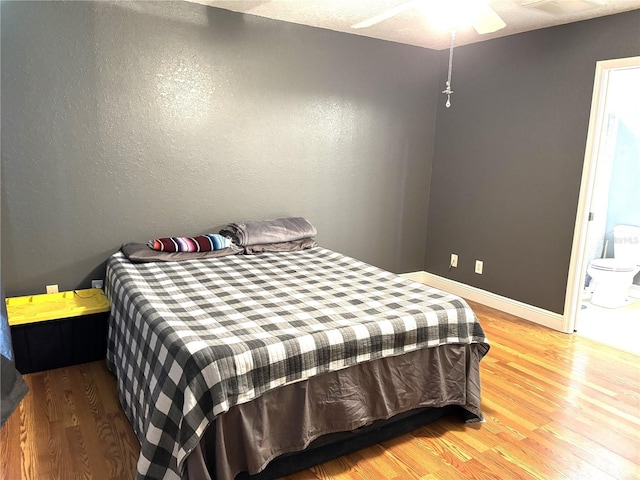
[2,301,639,479]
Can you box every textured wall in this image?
[1,1,439,297]
[425,11,640,314]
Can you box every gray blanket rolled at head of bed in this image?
[219,217,317,247]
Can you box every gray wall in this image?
[425,11,640,314]
[1,1,439,297]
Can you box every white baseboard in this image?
[401,271,566,332]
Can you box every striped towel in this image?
[147,234,232,253]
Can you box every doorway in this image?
[564,57,640,354]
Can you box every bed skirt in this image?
[187,342,484,480]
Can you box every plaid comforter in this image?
[105,247,489,479]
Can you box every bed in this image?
[105,245,489,480]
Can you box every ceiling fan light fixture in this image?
[419,0,500,32]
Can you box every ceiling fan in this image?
[351,1,507,108]
[351,0,506,35]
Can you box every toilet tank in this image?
[614,225,640,265]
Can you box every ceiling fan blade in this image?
[472,4,506,34]
[351,0,420,29]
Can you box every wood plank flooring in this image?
[2,301,639,479]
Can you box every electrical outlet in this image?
[91,280,104,289]
[450,253,458,268]
[46,284,59,294]
[475,260,483,275]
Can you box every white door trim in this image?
[563,56,640,334]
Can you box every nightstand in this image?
[6,288,110,374]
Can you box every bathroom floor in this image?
[577,294,640,356]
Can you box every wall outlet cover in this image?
[91,280,104,289]
[475,260,483,275]
[46,284,59,294]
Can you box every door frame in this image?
[563,56,640,334]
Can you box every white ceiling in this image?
[190,0,640,50]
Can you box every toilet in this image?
[587,224,640,308]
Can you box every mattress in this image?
[105,247,489,479]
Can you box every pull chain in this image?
[442,30,456,108]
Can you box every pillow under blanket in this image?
[121,243,242,263]
[148,233,231,252]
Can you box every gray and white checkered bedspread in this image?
[105,247,489,480]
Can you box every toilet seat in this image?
[589,258,636,273]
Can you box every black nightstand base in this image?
[10,312,108,374]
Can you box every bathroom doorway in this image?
[564,57,640,354]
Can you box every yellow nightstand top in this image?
[6,288,110,326]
